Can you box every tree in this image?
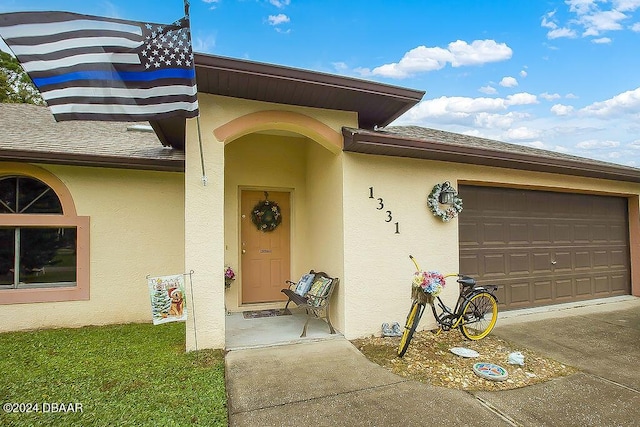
[151,287,172,320]
[0,50,44,105]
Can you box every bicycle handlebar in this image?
[409,255,466,281]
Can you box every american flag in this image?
[0,11,199,121]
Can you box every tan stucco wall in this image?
[305,142,345,331]
[0,164,184,332]
[187,93,356,349]
[342,152,640,339]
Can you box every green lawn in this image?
[0,322,227,426]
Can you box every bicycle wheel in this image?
[459,292,498,340]
[397,301,425,357]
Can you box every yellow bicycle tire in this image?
[397,301,424,357]
[460,292,498,340]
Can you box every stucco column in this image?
[185,115,225,351]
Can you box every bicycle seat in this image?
[457,275,476,287]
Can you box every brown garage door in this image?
[459,185,630,310]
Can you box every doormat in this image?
[242,309,291,319]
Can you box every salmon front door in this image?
[241,190,290,304]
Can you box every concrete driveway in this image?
[226,297,640,426]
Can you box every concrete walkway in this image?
[225,297,640,426]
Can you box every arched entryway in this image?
[217,110,345,347]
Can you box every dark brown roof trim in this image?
[342,127,640,183]
[0,149,184,172]
[194,53,424,105]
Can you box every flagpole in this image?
[184,0,207,186]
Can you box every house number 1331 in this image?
[369,187,400,234]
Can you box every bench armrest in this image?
[285,280,297,291]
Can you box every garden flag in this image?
[148,274,187,325]
[0,10,198,121]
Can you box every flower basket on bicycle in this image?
[411,270,445,306]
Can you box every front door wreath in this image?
[251,192,282,232]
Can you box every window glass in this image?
[0,176,75,290]
[0,176,62,214]
[0,228,15,286]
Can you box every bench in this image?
[281,271,339,337]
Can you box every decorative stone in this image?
[473,362,508,381]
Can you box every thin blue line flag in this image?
[0,10,199,121]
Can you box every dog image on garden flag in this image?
[148,274,187,325]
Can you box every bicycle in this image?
[397,255,499,357]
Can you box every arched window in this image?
[0,176,76,289]
[0,164,89,304]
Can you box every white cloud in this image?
[566,0,599,15]
[548,27,578,38]
[399,94,536,126]
[474,112,527,129]
[592,37,612,43]
[332,62,348,72]
[479,85,497,95]
[580,87,640,117]
[269,0,291,8]
[365,39,512,79]
[505,92,538,105]
[504,127,542,140]
[520,70,528,78]
[576,139,621,149]
[541,11,558,29]
[580,10,627,36]
[632,22,640,31]
[268,14,290,25]
[448,40,513,67]
[551,104,575,115]
[192,33,216,53]
[613,0,640,13]
[545,0,640,40]
[202,0,221,9]
[540,92,561,101]
[566,93,579,99]
[500,76,518,87]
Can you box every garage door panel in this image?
[533,252,552,272]
[610,225,627,242]
[611,250,627,267]
[459,255,480,276]
[555,279,573,299]
[459,185,630,310]
[531,224,551,243]
[575,251,591,269]
[575,277,592,296]
[509,253,529,273]
[612,274,629,292]
[510,282,531,304]
[484,222,506,244]
[593,251,609,267]
[533,280,552,302]
[459,222,479,245]
[484,254,506,275]
[574,224,590,242]
[552,224,572,243]
[592,225,609,242]
[509,223,528,243]
[594,275,610,294]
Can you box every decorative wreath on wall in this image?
[427,182,463,222]
[251,192,282,232]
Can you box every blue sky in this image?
[2,0,640,167]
